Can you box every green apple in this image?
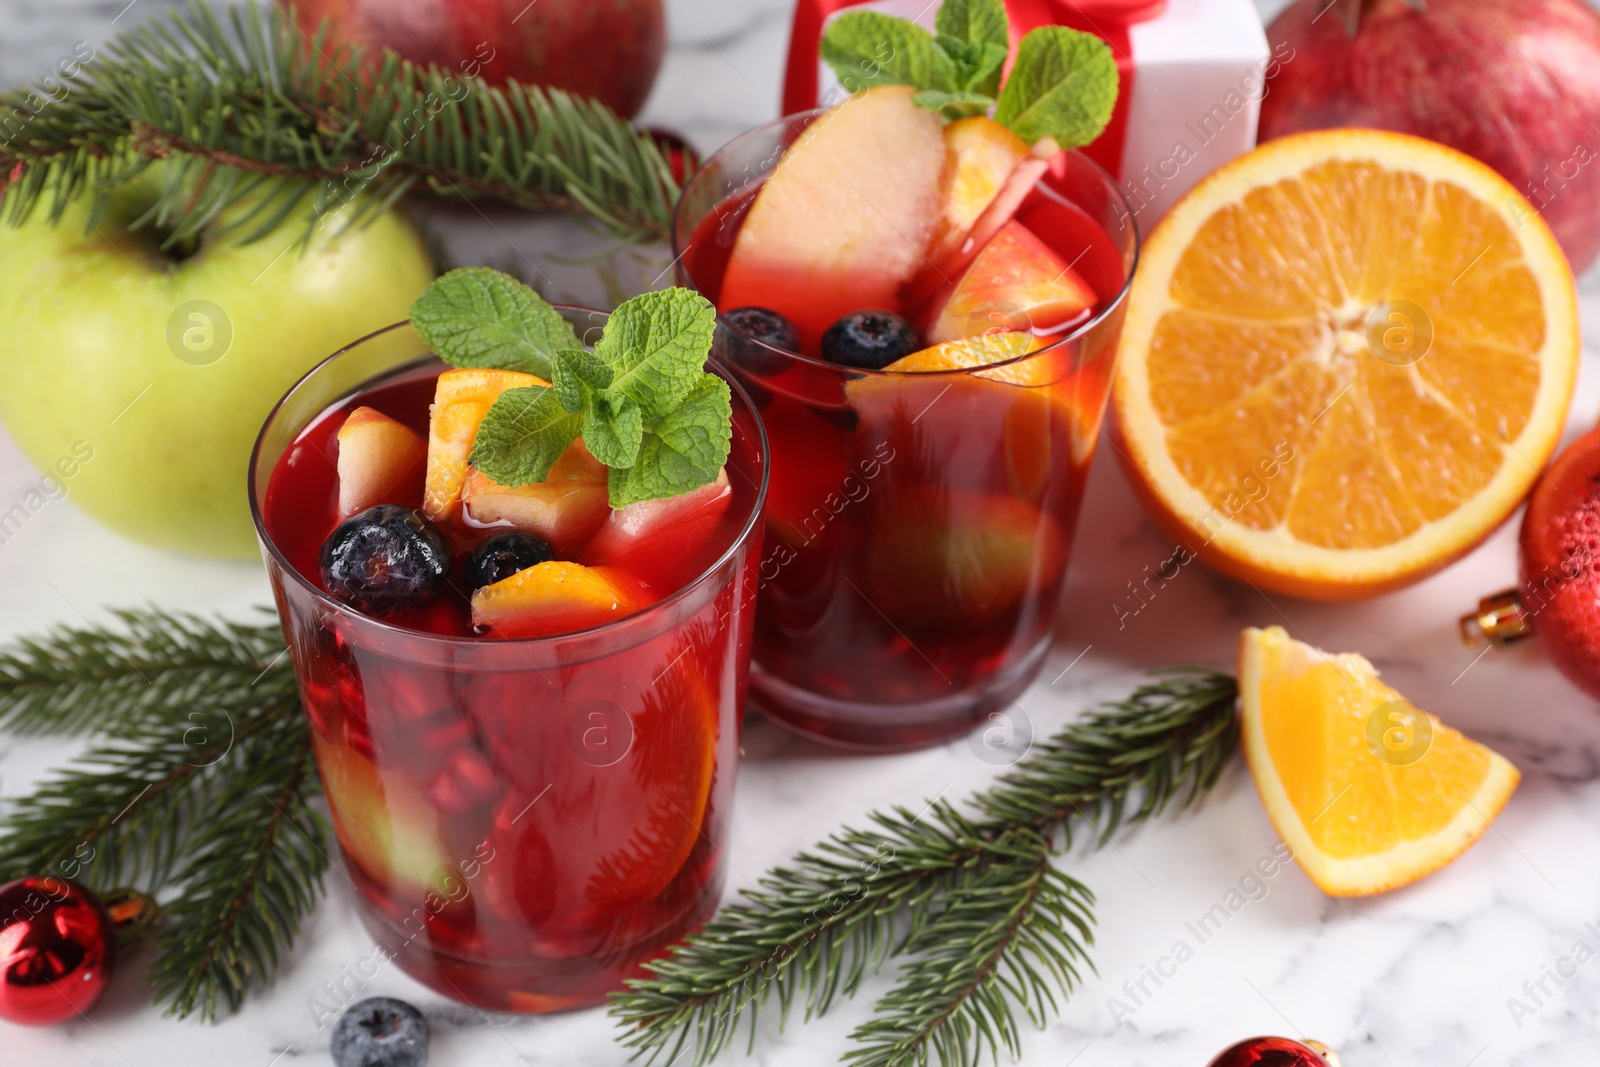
[0,166,434,557]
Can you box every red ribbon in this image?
[781,0,1166,178]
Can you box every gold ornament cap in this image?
[1303,1039,1342,1067]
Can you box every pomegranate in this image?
[1260,0,1600,273]
[285,0,666,118]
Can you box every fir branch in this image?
[0,606,324,1021]
[609,668,1239,1067]
[0,607,289,736]
[0,679,300,891]
[0,1,681,247]
[847,833,1094,1067]
[147,708,328,1021]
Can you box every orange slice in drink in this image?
[1239,626,1519,896]
[584,639,719,916]
[423,367,546,526]
[1114,130,1579,599]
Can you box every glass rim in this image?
[673,106,1143,380]
[247,314,771,650]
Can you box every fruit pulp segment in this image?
[686,180,1123,744]
[261,363,764,1009]
[1255,635,1495,859]
[1155,160,1550,550]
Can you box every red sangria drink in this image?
[248,280,767,1011]
[675,19,1138,749]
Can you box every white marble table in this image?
[4,0,1600,1064]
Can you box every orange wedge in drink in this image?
[1239,626,1519,896]
[1114,130,1579,599]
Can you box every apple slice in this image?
[471,560,653,638]
[922,220,1097,344]
[865,489,1068,630]
[582,468,732,591]
[718,85,946,351]
[423,368,547,526]
[460,438,610,557]
[927,118,1032,268]
[336,406,427,518]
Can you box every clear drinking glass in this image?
[248,315,768,1010]
[676,111,1139,750]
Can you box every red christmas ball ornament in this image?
[0,877,157,1027]
[1463,426,1600,698]
[0,877,115,1026]
[1208,1036,1341,1066]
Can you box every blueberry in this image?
[319,506,451,618]
[717,307,798,376]
[464,530,555,593]
[330,996,429,1067]
[820,311,920,370]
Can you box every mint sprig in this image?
[821,0,1118,148]
[409,272,732,508]
[410,267,581,379]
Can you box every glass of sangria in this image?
[675,88,1138,750]
[248,307,767,1011]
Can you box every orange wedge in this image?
[584,641,719,916]
[423,368,546,526]
[1239,626,1519,897]
[470,560,649,638]
[883,331,1043,378]
[1113,130,1579,599]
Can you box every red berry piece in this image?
[1208,1037,1334,1067]
[0,877,116,1026]
[425,748,504,814]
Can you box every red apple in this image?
[1261,0,1600,272]
[336,405,427,518]
[921,220,1097,344]
[284,0,665,118]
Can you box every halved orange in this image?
[1114,130,1579,599]
[1239,626,1520,896]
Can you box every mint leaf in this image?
[653,376,732,483]
[468,386,582,488]
[936,0,1008,49]
[995,27,1118,148]
[932,37,1007,98]
[596,289,718,422]
[914,89,997,121]
[961,40,1008,96]
[410,267,579,380]
[607,377,732,509]
[820,11,958,95]
[552,348,613,413]
[582,391,644,469]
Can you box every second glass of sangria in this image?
[676,85,1139,750]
